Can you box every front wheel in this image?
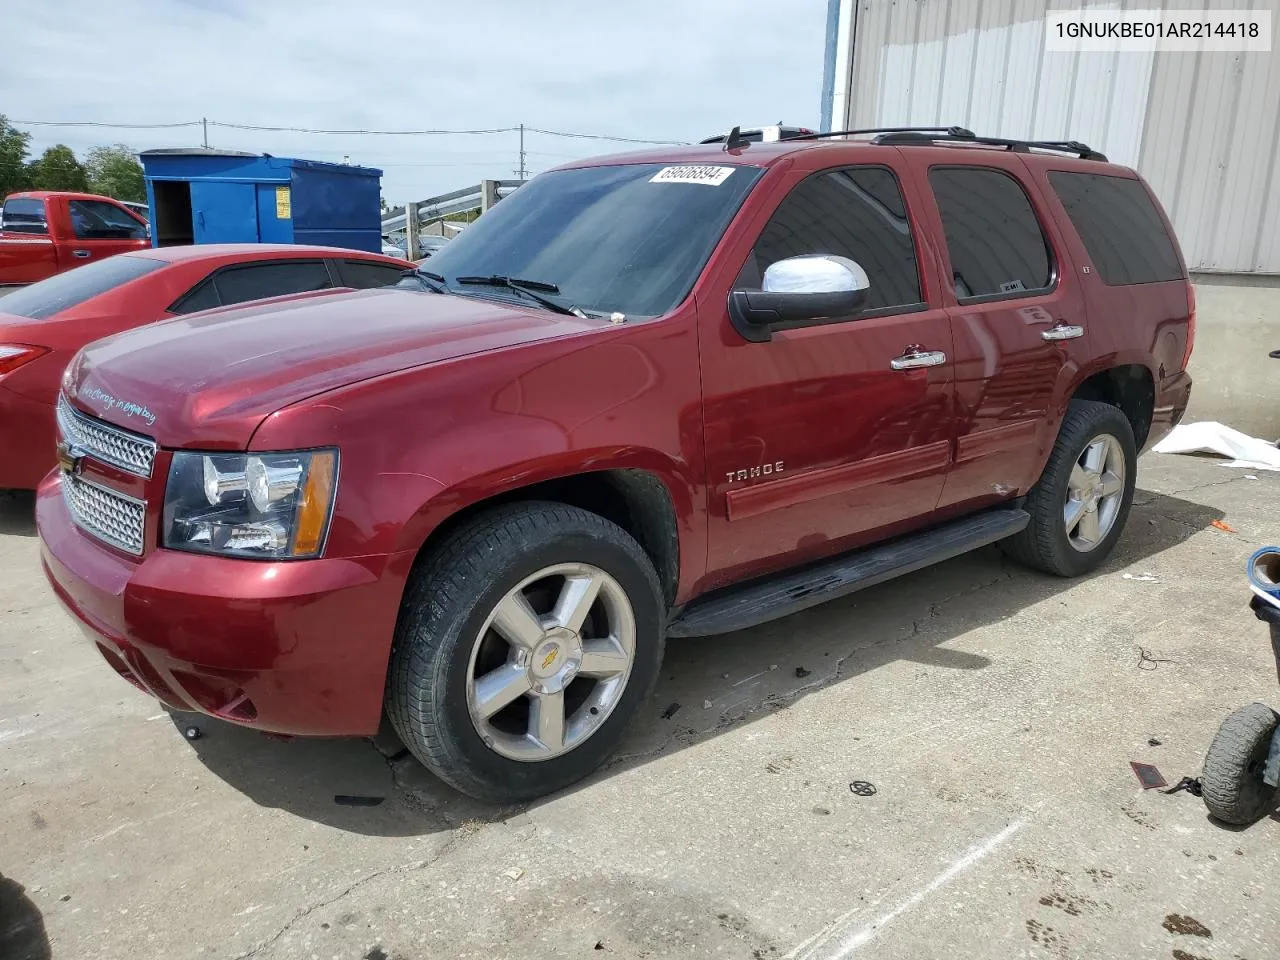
[387,502,665,803]
[999,399,1137,577]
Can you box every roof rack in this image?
[873,130,1107,161]
[784,125,976,141]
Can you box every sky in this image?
[1,0,829,204]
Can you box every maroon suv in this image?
[38,129,1193,801]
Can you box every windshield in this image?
[416,162,763,318]
[1,254,164,320]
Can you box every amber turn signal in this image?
[291,451,337,557]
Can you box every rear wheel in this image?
[387,502,664,803]
[1201,702,1279,825]
[1000,400,1137,577]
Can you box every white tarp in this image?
[1152,421,1280,471]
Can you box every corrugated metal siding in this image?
[839,0,1280,273]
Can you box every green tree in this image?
[0,115,32,197]
[28,144,89,192]
[85,144,145,202]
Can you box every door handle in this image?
[72,250,91,258]
[890,349,947,370]
[1042,323,1084,341]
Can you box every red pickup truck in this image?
[38,129,1194,802]
[0,191,150,285]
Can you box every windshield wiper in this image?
[454,275,587,318]
[400,268,446,293]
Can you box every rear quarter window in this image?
[1048,172,1184,285]
[0,255,165,319]
[2,198,49,235]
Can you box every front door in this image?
[699,164,954,589]
[65,198,149,265]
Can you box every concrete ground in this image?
[3,452,1279,960]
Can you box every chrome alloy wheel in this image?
[465,562,636,761]
[1064,433,1126,552]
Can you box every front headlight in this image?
[163,449,338,559]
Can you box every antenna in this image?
[722,126,750,151]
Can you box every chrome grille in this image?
[57,396,157,478]
[61,473,146,556]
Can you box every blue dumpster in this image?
[139,149,383,253]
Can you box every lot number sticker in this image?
[650,165,736,186]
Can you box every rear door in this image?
[65,199,150,265]
[700,163,954,587]
[906,155,1085,512]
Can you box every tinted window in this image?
[212,261,333,306]
[929,168,1052,299]
[170,278,221,315]
[737,166,922,311]
[1049,172,1183,285]
[2,198,48,235]
[337,260,405,289]
[69,200,148,240]
[421,162,763,318]
[0,254,164,320]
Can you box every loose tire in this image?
[999,399,1137,577]
[1201,702,1279,826]
[387,502,665,803]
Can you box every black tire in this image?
[999,399,1137,577]
[387,501,665,803]
[1201,702,1279,826]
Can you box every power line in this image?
[523,126,684,145]
[13,119,201,129]
[212,121,520,136]
[12,118,684,145]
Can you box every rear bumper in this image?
[1144,370,1193,453]
[0,382,55,489]
[37,475,407,736]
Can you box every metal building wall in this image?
[828,0,1280,273]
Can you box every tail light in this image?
[0,344,50,377]
[1182,283,1196,369]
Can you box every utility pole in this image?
[516,123,527,181]
[202,117,208,149]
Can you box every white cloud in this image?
[3,0,827,201]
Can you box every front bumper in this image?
[37,475,406,736]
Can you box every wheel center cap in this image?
[530,628,581,685]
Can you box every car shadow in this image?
[0,874,51,960]
[173,489,1223,836]
[0,491,36,537]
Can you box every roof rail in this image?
[784,126,975,141]
[873,131,1107,161]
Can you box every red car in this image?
[1,244,408,488]
[38,130,1193,802]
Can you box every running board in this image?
[667,508,1030,637]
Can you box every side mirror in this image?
[729,254,870,342]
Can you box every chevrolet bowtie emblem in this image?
[56,440,84,475]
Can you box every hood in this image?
[65,287,597,448]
